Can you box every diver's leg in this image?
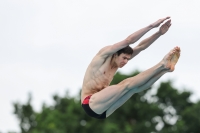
[106,70,166,117]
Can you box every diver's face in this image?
[115,53,131,68]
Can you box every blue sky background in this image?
[1,0,200,132]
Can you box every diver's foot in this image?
[161,46,180,72]
[169,46,181,72]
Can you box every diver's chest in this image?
[100,65,117,79]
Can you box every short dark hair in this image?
[116,46,133,56]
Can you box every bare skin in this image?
[81,17,180,118]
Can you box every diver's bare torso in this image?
[81,54,118,103]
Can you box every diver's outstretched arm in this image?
[97,17,171,58]
[130,18,172,58]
